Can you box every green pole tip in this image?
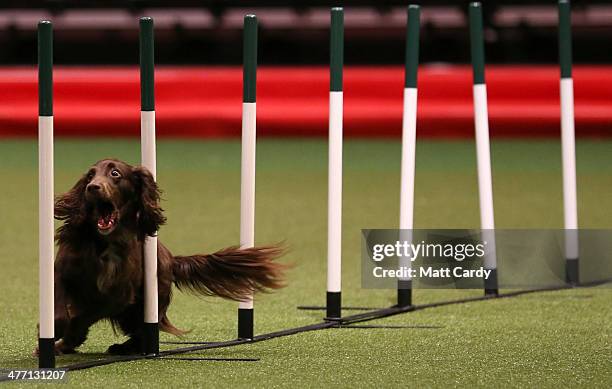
[405,4,420,88]
[139,17,153,29]
[244,14,257,27]
[139,16,155,111]
[243,13,258,103]
[38,19,53,117]
[469,1,485,84]
[330,6,344,92]
[558,0,573,78]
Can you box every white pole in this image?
[473,85,495,233]
[399,88,417,231]
[38,116,54,343]
[141,110,158,326]
[398,87,417,278]
[561,78,579,270]
[327,90,343,296]
[473,84,498,271]
[561,79,578,237]
[239,101,256,310]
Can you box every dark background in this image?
[0,1,610,65]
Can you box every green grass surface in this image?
[0,139,611,388]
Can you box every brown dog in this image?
[46,158,284,355]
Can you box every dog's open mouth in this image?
[95,201,119,235]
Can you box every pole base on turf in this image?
[397,279,412,307]
[325,291,341,321]
[484,268,499,296]
[238,308,254,340]
[143,322,159,355]
[566,258,579,286]
[38,338,55,368]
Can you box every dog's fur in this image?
[46,159,285,355]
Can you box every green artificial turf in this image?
[0,139,611,388]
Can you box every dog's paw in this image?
[32,340,76,357]
[54,340,76,355]
[107,339,140,355]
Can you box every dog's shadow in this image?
[55,352,111,364]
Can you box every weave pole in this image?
[326,7,344,321]
[38,20,55,369]
[469,2,499,296]
[139,17,159,355]
[397,5,420,308]
[238,14,257,340]
[558,0,579,285]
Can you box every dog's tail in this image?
[171,245,286,301]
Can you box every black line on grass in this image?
[55,354,151,372]
[160,341,220,345]
[535,294,593,299]
[7,279,606,378]
[335,324,443,329]
[297,306,382,311]
[159,357,260,362]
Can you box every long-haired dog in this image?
[43,158,285,355]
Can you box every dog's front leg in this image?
[53,278,71,341]
[55,315,97,354]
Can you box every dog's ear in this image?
[132,166,166,237]
[55,173,89,225]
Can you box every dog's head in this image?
[55,159,166,237]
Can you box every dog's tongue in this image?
[97,214,115,230]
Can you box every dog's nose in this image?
[86,183,101,193]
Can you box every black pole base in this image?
[38,337,55,368]
[143,322,159,355]
[566,258,579,286]
[484,268,499,296]
[325,291,341,321]
[238,308,254,340]
[397,279,412,307]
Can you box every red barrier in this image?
[0,65,610,138]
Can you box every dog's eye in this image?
[110,169,122,178]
